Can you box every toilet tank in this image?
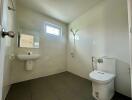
[97,57,116,75]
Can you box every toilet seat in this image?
[89,70,115,84]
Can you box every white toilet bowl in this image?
[89,70,115,100]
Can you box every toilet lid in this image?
[89,70,115,84]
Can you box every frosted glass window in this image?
[45,23,61,36]
[20,34,34,48]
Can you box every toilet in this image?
[89,57,116,100]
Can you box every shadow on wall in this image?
[67,30,93,79]
[115,59,131,97]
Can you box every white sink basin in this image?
[17,54,40,60]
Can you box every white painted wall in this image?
[10,4,68,83]
[67,0,131,97]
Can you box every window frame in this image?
[44,22,62,36]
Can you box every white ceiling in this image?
[17,0,103,23]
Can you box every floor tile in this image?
[6,71,131,100]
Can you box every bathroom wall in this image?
[2,0,16,99]
[10,4,68,83]
[67,0,131,97]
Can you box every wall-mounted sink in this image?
[17,54,40,71]
[17,54,40,61]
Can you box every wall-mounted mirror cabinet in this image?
[18,33,39,48]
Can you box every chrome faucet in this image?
[26,50,32,55]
